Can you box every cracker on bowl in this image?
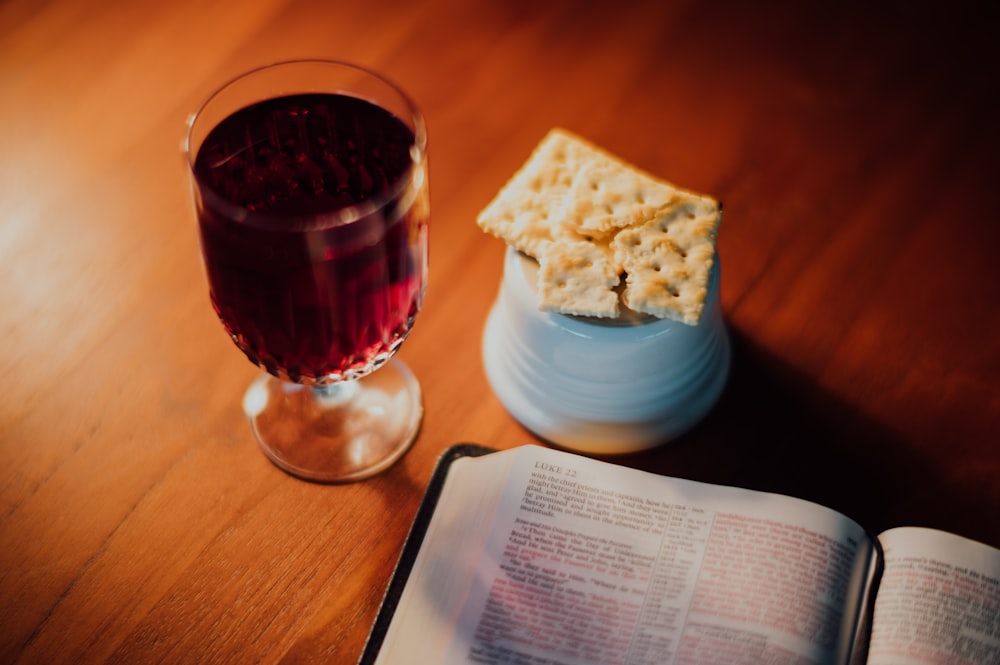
[477,128,721,325]
[537,239,621,318]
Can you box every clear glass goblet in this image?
[184,59,428,482]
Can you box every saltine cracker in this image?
[477,128,721,324]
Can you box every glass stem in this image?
[312,380,358,407]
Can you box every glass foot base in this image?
[242,358,423,483]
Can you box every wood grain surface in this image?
[1,0,997,662]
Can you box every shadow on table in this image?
[605,327,995,548]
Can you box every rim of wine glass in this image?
[183,58,427,232]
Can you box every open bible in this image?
[359,445,1000,665]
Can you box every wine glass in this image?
[184,59,428,482]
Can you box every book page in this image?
[376,445,876,665]
[866,527,1000,665]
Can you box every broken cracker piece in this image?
[538,240,620,318]
[612,195,721,325]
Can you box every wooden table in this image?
[2,0,997,661]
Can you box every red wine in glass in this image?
[185,60,428,482]
[194,93,427,384]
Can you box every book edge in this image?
[357,443,497,665]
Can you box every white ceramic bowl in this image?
[482,247,730,454]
